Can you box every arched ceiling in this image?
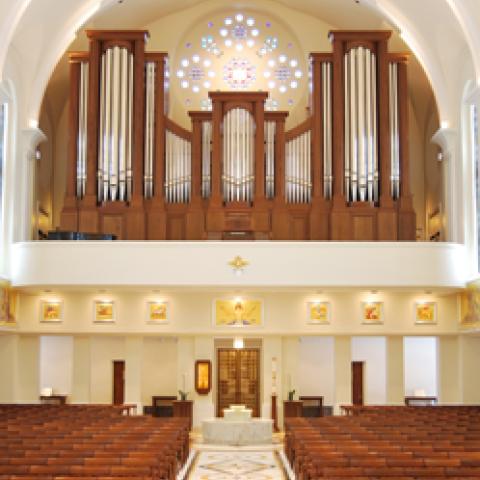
[0,0,478,127]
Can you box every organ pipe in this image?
[265,121,276,199]
[165,129,191,203]
[285,130,311,204]
[389,62,400,200]
[97,46,133,203]
[76,62,88,199]
[344,46,378,203]
[222,108,255,202]
[144,62,155,199]
[201,121,212,198]
[322,62,332,200]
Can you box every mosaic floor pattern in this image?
[188,450,285,480]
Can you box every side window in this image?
[473,104,480,272]
[0,103,6,246]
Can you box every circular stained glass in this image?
[188,66,204,81]
[275,66,291,81]
[223,57,256,89]
[232,24,248,40]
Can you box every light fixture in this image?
[228,255,249,275]
[233,337,244,349]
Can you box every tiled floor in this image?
[188,449,285,479]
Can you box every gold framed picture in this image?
[147,301,168,324]
[307,301,331,324]
[415,302,437,324]
[362,301,384,324]
[40,301,63,323]
[214,298,263,326]
[461,283,480,327]
[0,279,17,326]
[94,300,115,323]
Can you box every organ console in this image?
[60,29,415,240]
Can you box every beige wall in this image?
[459,335,480,403]
[0,334,18,402]
[16,290,460,336]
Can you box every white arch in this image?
[0,0,32,83]
[1,0,478,127]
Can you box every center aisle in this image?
[184,433,287,480]
[188,448,286,479]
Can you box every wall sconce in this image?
[228,255,249,276]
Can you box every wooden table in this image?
[39,395,67,405]
[299,396,324,417]
[404,396,438,406]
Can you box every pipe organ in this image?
[61,29,415,241]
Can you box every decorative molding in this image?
[431,127,457,162]
[21,127,46,161]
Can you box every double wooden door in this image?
[217,348,260,417]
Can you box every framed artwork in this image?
[147,301,169,324]
[94,300,115,323]
[362,301,384,324]
[0,279,17,326]
[40,301,63,323]
[461,282,480,327]
[195,360,212,395]
[415,302,437,324]
[214,298,263,326]
[307,301,331,324]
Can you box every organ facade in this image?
[60,29,415,240]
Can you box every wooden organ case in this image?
[60,30,415,240]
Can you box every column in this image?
[459,335,480,403]
[334,336,351,413]
[310,54,324,200]
[16,335,40,403]
[0,334,18,402]
[263,337,283,425]
[386,336,404,404]
[193,337,214,427]
[438,336,460,404]
[20,127,46,241]
[125,336,143,413]
[72,335,91,403]
[431,127,458,242]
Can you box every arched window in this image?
[0,102,7,261]
[472,103,480,272]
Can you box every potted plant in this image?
[178,390,189,401]
[288,389,296,401]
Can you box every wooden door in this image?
[352,361,364,406]
[113,360,125,405]
[217,348,260,417]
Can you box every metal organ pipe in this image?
[201,121,212,198]
[222,108,254,203]
[144,62,155,199]
[285,130,311,204]
[97,46,133,203]
[265,121,275,199]
[77,62,88,199]
[322,62,332,199]
[164,129,191,203]
[344,46,378,203]
[389,62,400,200]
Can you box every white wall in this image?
[351,336,386,404]
[298,336,334,406]
[89,336,125,403]
[404,336,438,396]
[39,335,73,395]
[141,337,178,406]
